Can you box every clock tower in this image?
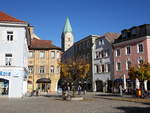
[61,17,74,51]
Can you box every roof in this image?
[30,38,62,50]
[103,32,120,43]
[63,17,72,33]
[0,11,26,23]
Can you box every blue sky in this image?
[1,0,150,47]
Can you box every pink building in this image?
[113,24,150,81]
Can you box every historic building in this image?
[113,24,150,90]
[93,33,120,92]
[0,11,31,97]
[62,35,99,91]
[61,17,74,52]
[28,38,62,93]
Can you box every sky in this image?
[1,0,150,47]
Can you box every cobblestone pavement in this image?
[0,95,149,113]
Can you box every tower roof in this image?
[63,17,72,33]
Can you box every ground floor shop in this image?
[27,77,59,93]
[0,67,27,98]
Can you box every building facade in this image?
[62,35,99,91]
[0,11,31,98]
[113,24,150,90]
[28,38,62,93]
[61,17,74,52]
[93,33,120,92]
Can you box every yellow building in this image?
[28,38,62,93]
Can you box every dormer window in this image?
[122,32,127,38]
[131,28,137,35]
[7,31,13,41]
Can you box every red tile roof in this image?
[0,11,26,23]
[104,32,120,43]
[30,38,62,50]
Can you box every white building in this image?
[93,33,120,92]
[0,11,31,98]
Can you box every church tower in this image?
[61,17,74,51]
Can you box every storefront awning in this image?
[36,78,51,83]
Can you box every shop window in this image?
[5,54,12,66]
[7,31,13,41]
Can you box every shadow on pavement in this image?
[116,106,150,113]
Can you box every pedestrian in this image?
[78,85,81,95]
[119,84,123,96]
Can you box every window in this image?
[95,52,99,59]
[28,66,34,74]
[68,38,70,41]
[126,60,131,70]
[51,51,55,58]
[116,62,121,71]
[105,64,110,72]
[137,43,144,53]
[50,65,54,73]
[95,65,99,73]
[99,40,104,45]
[29,51,33,58]
[101,64,105,72]
[39,51,45,58]
[126,46,131,55]
[39,66,45,74]
[7,31,13,41]
[138,57,144,64]
[122,31,127,38]
[5,54,12,66]
[116,49,120,56]
[104,50,109,57]
[56,52,60,58]
[131,29,137,35]
[57,66,60,73]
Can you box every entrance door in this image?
[96,80,103,92]
[38,83,50,92]
[0,79,9,96]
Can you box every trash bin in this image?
[136,89,142,97]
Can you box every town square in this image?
[0,0,150,113]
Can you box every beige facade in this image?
[27,39,61,93]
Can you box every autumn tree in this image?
[128,63,150,94]
[60,58,90,91]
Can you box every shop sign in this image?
[0,71,11,76]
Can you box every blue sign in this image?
[0,71,11,76]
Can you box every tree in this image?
[60,58,90,95]
[128,63,150,96]
[128,63,150,82]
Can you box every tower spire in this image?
[61,17,74,51]
[63,17,72,33]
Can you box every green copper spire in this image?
[63,17,72,33]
